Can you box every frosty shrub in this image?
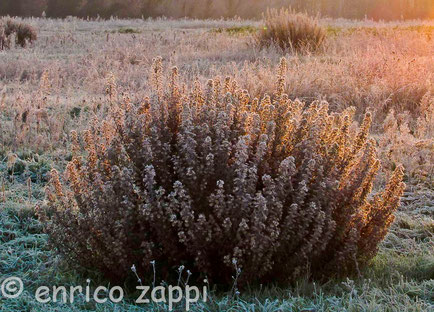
[257,8,326,52]
[0,19,37,49]
[43,58,405,285]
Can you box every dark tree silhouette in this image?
[0,0,23,17]
[46,0,82,18]
[1,0,433,20]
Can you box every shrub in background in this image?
[0,19,37,49]
[15,22,37,47]
[43,58,405,285]
[257,8,326,52]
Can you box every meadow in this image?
[0,16,433,311]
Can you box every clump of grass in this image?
[15,22,37,47]
[0,19,37,49]
[257,8,326,52]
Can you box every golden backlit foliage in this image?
[43,59,405,284]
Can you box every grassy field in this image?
[0,17,433,311]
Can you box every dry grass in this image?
[257,8,326,52]
[0,17,432,185]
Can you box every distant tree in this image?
[225,0,241,17]
[1,0,433,20]
[0,1,7,16]
[46,0,83,18]
[108,0,144,18]
[141,0,161,18]
[22,0,47,17]
[78,0,110,18]
[0,0,22,16]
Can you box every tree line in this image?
[1,0,433,20]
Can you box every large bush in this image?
[257,8,326,52]
[43,58,405,285]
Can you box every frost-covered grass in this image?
[0,173,432,311]
[1,17,432,180]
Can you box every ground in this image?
[0,17,433,311]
